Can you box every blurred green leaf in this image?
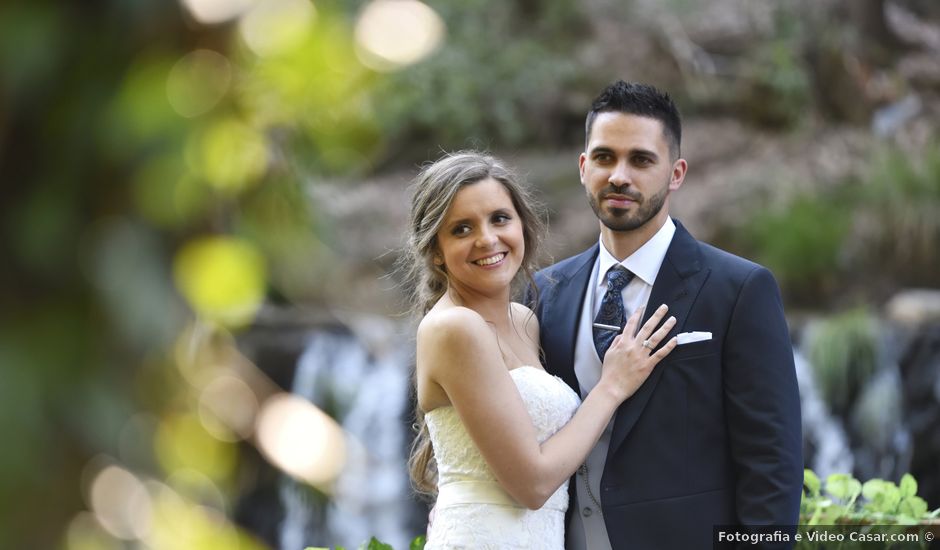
[103,53,185,156]
[804,468,821,498]
[173,236,268,327]
[825,473,862,503]
[0,4,64,102]
[898,496,928,519]
[900,473,918,499]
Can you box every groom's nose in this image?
[608,160,631,187]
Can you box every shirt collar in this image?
[596,217,676,288]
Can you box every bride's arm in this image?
[417,305,676,510]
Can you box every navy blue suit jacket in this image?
[529,221,802,550]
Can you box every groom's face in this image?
[579,112,686,232]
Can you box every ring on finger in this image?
[642,339,654,350]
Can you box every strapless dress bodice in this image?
[424,366,581,549]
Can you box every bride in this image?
[401,151,677,549]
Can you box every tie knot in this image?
[605,266,633,292]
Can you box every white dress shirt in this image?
[575,217,677,394]
[567,217,676,550]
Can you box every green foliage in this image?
[305,535,425,550]
[801,469,939,525]
[804,468,821,498]
[855,144,940,283]
[731,142,940,305]
[0,3,65,104]
[360,537,393,550]
[739,10,812,129]
[742,192,850,300]
[805,307,879,414]
[360,0,590,158]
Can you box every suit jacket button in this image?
[582,507,593,517]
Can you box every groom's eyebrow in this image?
[589,145,615,156]
[589,145,660,160]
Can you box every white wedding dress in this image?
[424,366,581,549]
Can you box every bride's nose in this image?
[475,227,498,248]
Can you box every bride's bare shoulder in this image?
[417,306,493,353]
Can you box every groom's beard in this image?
[588,180,669,232]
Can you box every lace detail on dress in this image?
[424,367,581,549]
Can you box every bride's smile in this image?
[434,177,524,299]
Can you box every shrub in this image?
[741,191,850,303]
[804,307,879,415]
[802,468,939,525]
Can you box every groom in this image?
[528,81,802,549]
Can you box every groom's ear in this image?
[578,152,587,185]
[669,158,687,191]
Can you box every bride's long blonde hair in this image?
[399,151,546,495]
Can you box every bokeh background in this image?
[2,0,940,548]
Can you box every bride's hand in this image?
[599,304,677,402]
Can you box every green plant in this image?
[741,192,850,301]
[306,535,425,550]
[802,468,940,524]
[346,0,590,161]
[805,307,879,414]
[718,142,940,307]
[854,144,940,285]
[738,10,812,129]
[800,470,939,549]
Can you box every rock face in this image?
[794,295,940,510]
[887,289,940,327]
[898,323,940,511]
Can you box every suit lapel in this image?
[608,221,710,456]
[541,245,597,394]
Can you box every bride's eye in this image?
[452,224,471,236]
[492,211,513,224]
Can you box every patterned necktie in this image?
[593,265,635,361]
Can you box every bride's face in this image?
[435,178,525,299]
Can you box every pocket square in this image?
[676,331,712,345]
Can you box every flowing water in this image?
[794,349,855,478]
[279,324,416,549]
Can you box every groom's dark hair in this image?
[585,81,682,159]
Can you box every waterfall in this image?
[794,314,914,483]
[793,349,854,478]
[279,323,415,550]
